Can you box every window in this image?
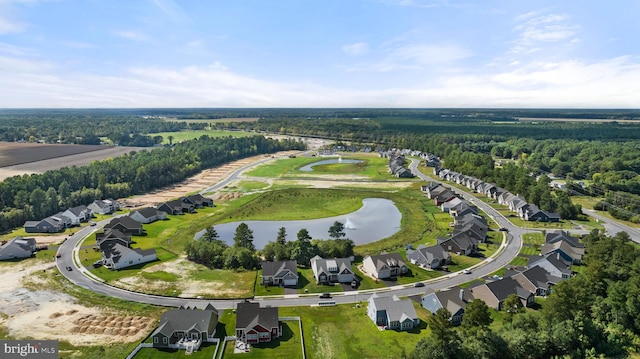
[153,337,158,343]
[163,337,168,344]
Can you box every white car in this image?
[462,269,472,274]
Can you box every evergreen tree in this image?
[233,223,255,251]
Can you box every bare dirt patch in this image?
[0,260,154,346]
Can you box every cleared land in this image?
[0,142,148,181]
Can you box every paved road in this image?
[55,156,528,310]
[581,208,640,243]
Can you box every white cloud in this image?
[0,16,25,34]
[150,0,189,22]
[113,30,151,42]
[348,42,472,72]
[510,12,578,55]
[342,42,369,56]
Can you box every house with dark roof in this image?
[470,277,534,310]
[157,199,195,215]
[541,239,585,264]
[367,294,420,331]
[183,194,214,208]
[0,237,37,260]
[438,233,478,256]
[528,252,572,279]
[545,231,582,247]
[407,244,451,269]
[24,216,66,233]
[420,182,442,198]
[509,266,562,296]
[310,256,355,284]
[235,302,281,344]
[104,216,144,235]
[151,307,218,351]
[362,253,408,279]
[128,207,168,224]
[433,189,457,206]
[421,287,471,325]
[96,229,132,249]
[261,260,298,287]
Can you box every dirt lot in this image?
[0,260,154,346]
[0,144,147,181]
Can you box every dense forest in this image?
[0,135,305,232]
[409,230,640,359]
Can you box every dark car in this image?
[319,292,332,299]
[66,266,73,271]
[499,227,509,232]
[414,282,425,287]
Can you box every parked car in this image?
[350,280,359,288]
[55,252,61,258]
[66,266,72,271]
[319,292,332,299]
[414,282,425,287]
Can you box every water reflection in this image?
[194,198,401,249]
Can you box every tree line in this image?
[0,135,305,232]
[184,221,354,271]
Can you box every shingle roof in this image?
[261,260,298,278]
[153,308,218,338]
[236,302,279,331]
[369,294,418,323]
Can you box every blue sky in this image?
[1,0,638,108]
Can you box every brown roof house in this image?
[471,277,534,310]
[235,302,281,344]
[421,287,472,325]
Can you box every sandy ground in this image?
[0,260,154,346]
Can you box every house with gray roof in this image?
[470,277,534,310]
[367,294,420,331]
[157,199,195,215]
[0,237,37,260]
[541,239,585,264]
[310,255,354,284]
[362,253,408,279]
[421,287,471,325]
[128,207,167,224]
[438,233,478,256]
[183,194,214,208]
[545,231,583,248]
[61,205,91,226]
[235,302,281,344]
[104,216,144,235]
[151,307,218,351]
[88,199,119,215]
[24,216,66,233]
[407,244,451,269]
[261,260,298,287]
[528,252,572,279]
[509,266,563,296]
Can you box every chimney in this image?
[459,289,464,301]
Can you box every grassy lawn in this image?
[296,268,344,294]
[224,180,271,192]
[148,130,253,144]
[222,321,303,359]
[279,304,426,359]
[133,342,219,359]
[254,269,285,296]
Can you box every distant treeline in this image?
[0,135,305,232]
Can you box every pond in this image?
[194,198,401,249]
[299,158,364,172]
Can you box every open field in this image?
[0,142,148,181]
[516,117,640,123]
[164,117,260,123]
[148,130,254,144]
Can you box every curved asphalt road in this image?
[56,156,529,309]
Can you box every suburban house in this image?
[261,260,299,287]
[509,266,562,296]
[182,194,214,208]
[420,182,442,198]
[88,199,119,215]
[151,306,218,352]
[470,277,534,310]
[421,287,471,325]
[362,253,408,279]
[407,244,451,269]
[101,243,157,270]
[61,205,91,226]
[545,230,583,248]
[433,189,457,206]
[104,216,144,235]
[528,252,572,279]
[452,221,487,243]
[367,294,420,331]
[50,213,72,228]
[541,239,585,264]
[440,197,463,213]
[24,216,66,233]
[0,237,37,260]
[310,255,355,284]
[156,199,195,215]
[128,207,168,224]
[438,234,478,256]
[96,229,132,249]
[235,302,281,344]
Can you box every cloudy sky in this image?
[1,0,639,108]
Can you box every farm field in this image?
[0,142,148,181]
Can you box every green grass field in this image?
[148,130,254,144]
[222,321,303,359]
